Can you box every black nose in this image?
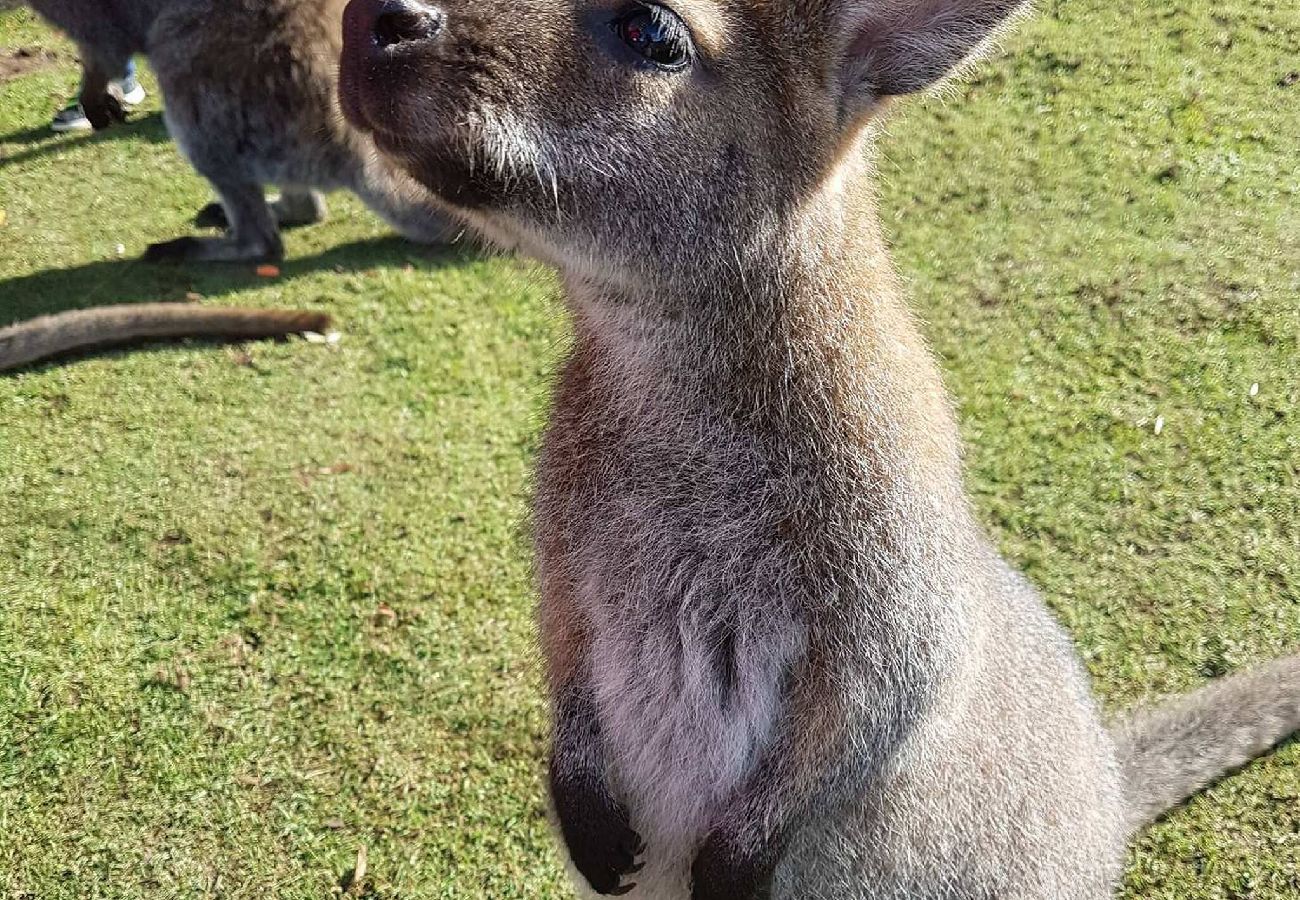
[372,0,444,48]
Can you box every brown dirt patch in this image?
[0,46,62,83]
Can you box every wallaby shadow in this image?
[0,235,471,329]
[0,122,59,146]
[0,110,171,168]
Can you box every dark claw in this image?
[144,236,201,262]
[552,775,645,895]
[194,202,230,229]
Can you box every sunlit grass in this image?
[2,2,1296,896]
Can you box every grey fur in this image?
[28,0,456,261]
[333,0,1300,896]
[1114,654,1300,833]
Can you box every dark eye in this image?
[612,3,692,69]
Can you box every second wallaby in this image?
[28,0,457,262]
[337,0,1300,897]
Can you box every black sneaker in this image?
[50,102,92,132]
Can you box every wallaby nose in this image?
[372,0,444,48]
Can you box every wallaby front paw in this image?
[553,781,644,895]
[690,834,772,900]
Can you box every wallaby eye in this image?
[612,3,692,69]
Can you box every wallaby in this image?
[337,0,1300,897]
[27,0,457,262]
[0,304,330,371]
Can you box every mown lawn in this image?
[1,2,1297,898]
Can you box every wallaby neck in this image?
[562,170,967,501]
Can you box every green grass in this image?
[1,2,1297,897]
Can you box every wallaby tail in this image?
[0,303,331,372]
[1111,653,1300,833]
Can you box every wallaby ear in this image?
[839,0,1030,105]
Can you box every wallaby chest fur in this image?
[334,0,1300,896]
[535,209,1126,898]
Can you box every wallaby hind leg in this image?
[75,46,128,130]
[271,188,327,226]
[194,187,326,230]
[148,180,283,263]
[354,162,458,245]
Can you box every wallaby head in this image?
[340,0,1027,293]
[342,4,1300,900]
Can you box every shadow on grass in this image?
[0,110,170,168]
[1,234,471,327]
[0,121,58,146]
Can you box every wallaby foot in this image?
[194,188,327,231]
[148,180,283,262]
[143,235,282,263]
[83,85,127,130]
